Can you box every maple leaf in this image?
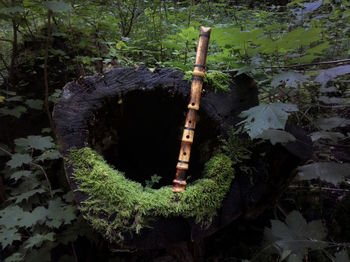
[15,136,55,151]
[10,170,33,181]
[6,153,32,168]
[238,103,298,138]
[24,232,55,249]
[256,129,296,145]
[9,188,46,204]
[0,227,21,249]
[0,205,27,228]
[46,198,77,228]
[298,162,350,185]
[265,211,327,260]
[271,71,308,88]
[36,149,62,162]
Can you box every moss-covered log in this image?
[53,67,311,249]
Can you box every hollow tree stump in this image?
[53,67,311,249]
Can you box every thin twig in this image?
[263,58,350,69]
[223,58,350,73]
[0,38,13,43]
[289,185,349,193]
[0,146,53,197]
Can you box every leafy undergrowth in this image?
[0,0,350,261]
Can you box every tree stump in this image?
[53,67,311,249]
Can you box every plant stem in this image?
[44,9,56,139]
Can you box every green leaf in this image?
[36,149,62,162]
[46,198,77,228]
[0,106,27,118]
[17,207,47,228]
[41,128,52,133]
[10,170,33,181]
[271,72,308,88]
[7,153,32,168]
[310,131,345,142]
[319,86,337,93]
[316,117,350,131]
[44,1,72,13]
[62,191,74,202]
[24,232,55,249]
[265,210,327,259]
[0,6,24,15]
[316,65,350,87]
[280,249,292,261]
[15,136,55,151]
[298,162,350,184]
[318,96,348,105]
[4,253,24,262]
[238,103,298,138]
[0,205,27,228]
[256,129,296,145]
[0,227,21,249]
[9,188,46,203]
[25,99,43,110]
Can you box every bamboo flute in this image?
[172,26,211,193]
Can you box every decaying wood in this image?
[53,67,311,249]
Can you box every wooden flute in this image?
[172,26,211,193]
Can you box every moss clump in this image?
[184,70,231,92]
[67,147,234,243]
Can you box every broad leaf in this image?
[9,188,46,203]
[271,72,308,88]
[3,252,23,262]
[15,136,55,151]
[265,210,327,259]
[319,86,337,93]
[10,170,33,181]
[310,131,345,142]
[0,227,21,249]
[316,65,350,87]
[0,106,26,118]
[257,129,296,145]
[0,6,24,15]
[17,207,47,228]
[24,232,55,249]
[238,103,298,138]
[298,162,350,184]
[46,198,77,228]
[44,1,72,13]
[25,99,43,110]
[36,149,62,162]
[318,96,348,105]
[316,117,350,131]
[7,153,32,168]
[0,205,27,228]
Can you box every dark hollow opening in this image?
[88,87,220,187]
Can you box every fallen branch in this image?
[265,58,350,69]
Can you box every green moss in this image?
[184,70,231,92]
[66,148,234,243]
